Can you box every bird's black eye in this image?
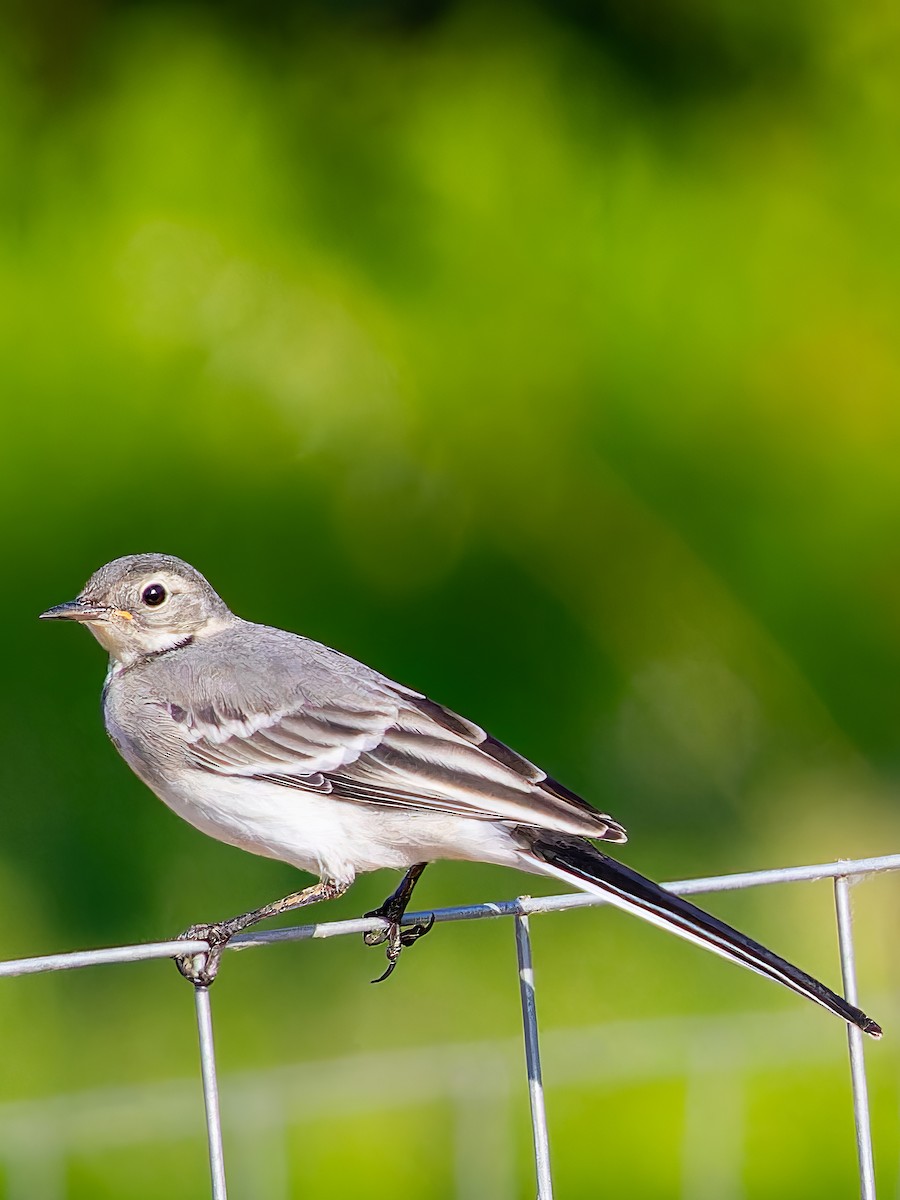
[141,583,167,607]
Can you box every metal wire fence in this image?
[1,851,897,1199]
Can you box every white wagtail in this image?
[41,553,881,1037]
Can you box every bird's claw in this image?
[364,912,435,983]
[174,922,233,987]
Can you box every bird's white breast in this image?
[131,761,521,885]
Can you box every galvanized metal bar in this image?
[833,875,877,1200]
[1,853,898,978]
[668,852,900,897]
[223,850,900,951]
[514,911,553,1200]
[0,939,207,978]
[194,985,228,1200]
[0,850,891,1200]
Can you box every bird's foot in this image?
[174,921,236,987]
[363,906,435,983]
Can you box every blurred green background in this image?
[1,0,899,1195]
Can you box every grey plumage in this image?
[40,553,882,1038]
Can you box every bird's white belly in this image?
[149,770,522,885]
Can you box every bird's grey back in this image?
[106,619,623,841]
[119,621,399,715]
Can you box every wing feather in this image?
[169,686,626,842]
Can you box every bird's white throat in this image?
[91,614,232,666]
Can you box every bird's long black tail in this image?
[524,835,881,1039]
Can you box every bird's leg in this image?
[363,862,434,983]
[175,877,349,987]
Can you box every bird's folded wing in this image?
[169,689,625,841]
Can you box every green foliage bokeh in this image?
[1,1,898,1195]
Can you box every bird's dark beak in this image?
[40,599,112,623]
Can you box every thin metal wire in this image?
[1,853,897,977]
[834,875,877,1200]
[194,984,228,1200]
[0,938,207,978]
[515,911,554,1200]
[0,851,893,1200]
[214,849,900,951]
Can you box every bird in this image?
[41,553,881,1038]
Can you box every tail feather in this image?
[526,836,882,1039]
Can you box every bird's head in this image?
[41,553,232,664]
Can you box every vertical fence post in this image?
[833,875,876,1200]
[514,911,554,1200]
[0,854,895,1198]
[194,984,229,1200]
